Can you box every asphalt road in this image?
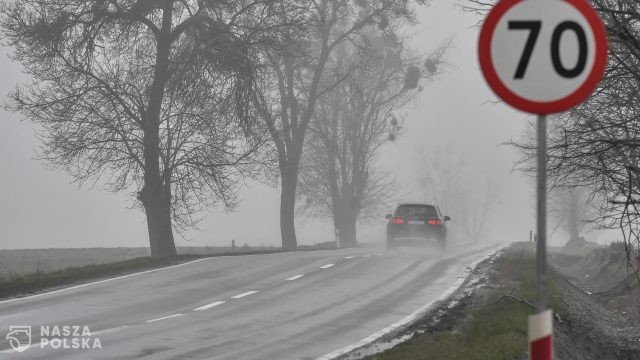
[0,241,501,359]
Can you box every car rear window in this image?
[395,205,438,218]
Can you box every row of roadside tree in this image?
[0,0,443,257]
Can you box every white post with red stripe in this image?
[529,309,553,360]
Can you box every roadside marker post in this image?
[529,309,554,360]
[478,0,608,358]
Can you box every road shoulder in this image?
[339,242,640,360]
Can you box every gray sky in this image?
[0,1,549,250]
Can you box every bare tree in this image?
[252,0,429,249]
[458,0,495,14]
[417,149,500,242]
[547,187,599,244]
[506,0,640,283]
[298,27,444,247]
[1,0,276,257]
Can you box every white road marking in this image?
[194,300,226,311]
[146,313,184,323]
[0,257,213,306]
[231,290,259,299]
[345,256,355,259]
[286,275,304,281]
[320,263,335,269]
[363,255,371,258]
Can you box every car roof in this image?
[396,202,438,207]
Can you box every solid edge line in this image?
[231,290,259,299]
[0,257,213,306]
[0,249,335,306]
[320,264,335,269]
[286,275,304,281]
[315,242,511,360]
[194,301,226,311]
[146,313,184,323]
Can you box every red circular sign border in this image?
[478,0,608,115]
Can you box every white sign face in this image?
[493,0,594,102]
[479,0,607,114]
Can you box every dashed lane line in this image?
[231,291,259,299]
[146,313,184,323]
[194,301,226,311]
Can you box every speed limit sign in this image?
[479,2,607,359]
[478,0,607,114]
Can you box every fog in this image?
[0,2,544,250]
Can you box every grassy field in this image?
[0,248,150,280]
[0,246,279,281]
[368,244,559,360]
[0,254,201,299]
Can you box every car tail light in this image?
[391,217,405,224]
[427,218,443,225]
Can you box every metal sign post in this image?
[536,115,547,312]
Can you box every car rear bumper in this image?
[388,236,445,243]
[387,227,446,242]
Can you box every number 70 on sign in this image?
[478,0,607,115]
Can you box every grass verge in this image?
[369,244,558,360]
[0,255,201,299]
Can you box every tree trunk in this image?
[338,207,358,248]
[141,0,177,258]
[280,160,299,250]
[141,179,176,258]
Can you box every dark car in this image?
[385,203,451,249]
